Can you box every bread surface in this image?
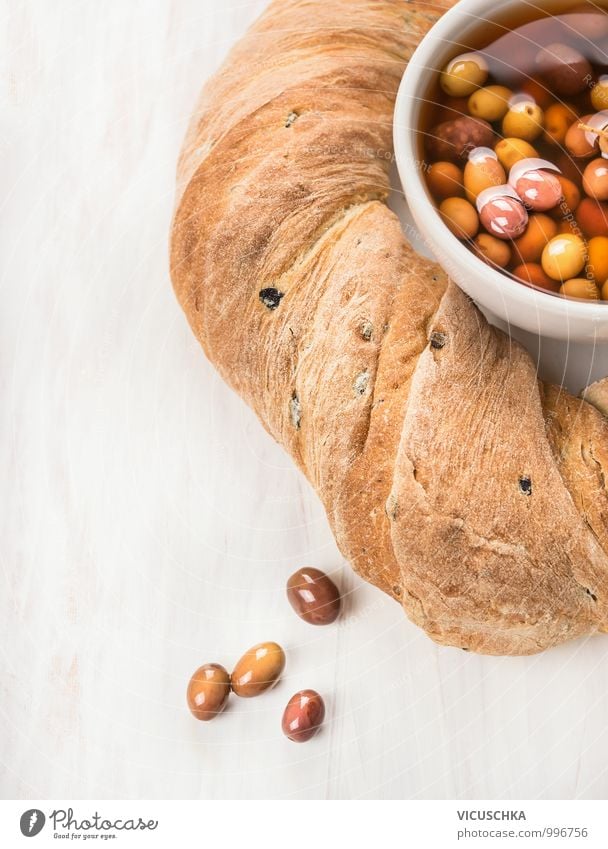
[171,0,608,654]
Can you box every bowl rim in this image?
[392,0,608,326]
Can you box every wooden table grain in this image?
[2,0,608,801]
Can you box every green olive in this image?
[468,85,512,122]
[502,101,544,142]
[591,77,608,112]
[541,234,587,281]
[495,138,539,171]
[440,52,489,97]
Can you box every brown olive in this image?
[583,158,608,201]
[555,152,585,188]
[426,161,464,200]
[565,115,598,159]
[551,176,580,217]
[588,237,608,284]
[477,188,528,241]
[434,101,469,128]
[512,263,560,293]
[426,116,494,163]
[186,663,231,721]
[281,690,325,743]
[535,42,592,97]
[231,641,285,698]
[543,102,578,146]
[287,567,341,625]
[473,233,512,268]
[440,197,479,239]
[520,78,554,110]
[509,159,563,212]
[577,198,608,238]
[512,214,558,264]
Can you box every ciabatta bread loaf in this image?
[170,0,608,654]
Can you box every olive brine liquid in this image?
[420,1,608,301]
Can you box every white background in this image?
[2,0,608,801]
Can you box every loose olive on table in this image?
[187,663,231,721]
[421,4,608,301]
[186,565,340,732]
[286,567,341,625]
[281,690,325,743]
[231,641,286,698]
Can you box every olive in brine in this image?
[231,641,286,697]
[282,689,325,743]
[535,42,592,97]
[187,663,231,721]
[286,567,341,625]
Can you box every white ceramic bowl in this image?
[393,0,608,342]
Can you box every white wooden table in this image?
[2,0,608,801]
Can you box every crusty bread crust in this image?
[170,0,608,654]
